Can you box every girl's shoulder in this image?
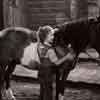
[37,43,52,58]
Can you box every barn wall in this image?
[26,0,71,29]
[3,0,71,30]
[4,0,99,30]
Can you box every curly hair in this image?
[37,25,54,43]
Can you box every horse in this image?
[53,43,75,100]
[53,16,100,99]
[54,16,100,61]
[0,27,37,100]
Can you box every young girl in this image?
[37,25,75,100]
[37,25,57,100]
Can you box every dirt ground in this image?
[11,81,39,100]
[10,80,100,100]
[10,61,100,100]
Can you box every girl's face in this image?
[44,31,54,45]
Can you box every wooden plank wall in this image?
[3,0,70,30]
[4,0,98,30]
[26,0,70,29]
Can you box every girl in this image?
[37,25,75,100]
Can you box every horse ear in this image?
[37,26,42,42]
[54,28,59,33]
[38,26,42,32]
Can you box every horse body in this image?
[0,27,37,100]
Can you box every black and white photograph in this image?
[0,0,100,100]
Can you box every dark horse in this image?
[54,17,100,54]
[53,16,100,99]
[0,27,37,100]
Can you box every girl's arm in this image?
[55,52,75,65]
[47,48,76,66]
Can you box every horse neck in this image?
[54,45,68,58]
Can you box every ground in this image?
[10,62,100,100]
[11,81,39,100]
[10,76,100,100]
[9,50,100,100]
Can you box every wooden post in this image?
[70,0,88,20]
[65,0,71,20]
[97,0,100,16]
[70,0,78,20]
[3,0,10,27]
[88,0,99,17]
[0,0,4,30]
[78,0,88,18]
[3,0,29,28]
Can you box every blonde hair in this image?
[37,25,54,43]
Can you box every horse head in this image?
[54,17,99,54]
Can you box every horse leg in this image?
[56,66,70,100]
[56,68,61,100]
[57,65,71,100]
[0,68,3,100]
[60,65,72,95]
[4,60,17,100]
[0,65,6,100]
[59,53,79,100]
[57,57,77,100]
[0,77,3,100]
